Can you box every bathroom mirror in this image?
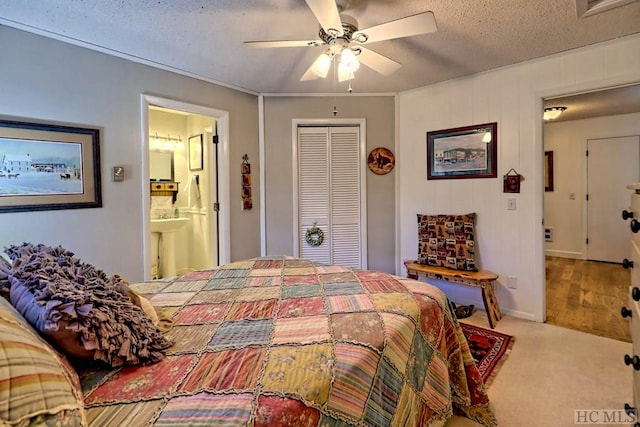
[150,150,174,181]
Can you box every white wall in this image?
[398,33,640,321]
[544,113,640,259]
[184,115,216,271]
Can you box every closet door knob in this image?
[623,259,635,269]
[623,210,634,220]
[624,354,640,370]
[622,307,633,318]
[632,219,640,233]
[633,287,640,302]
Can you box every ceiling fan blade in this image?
[354,11,437,44]
[244,40,323,49]
[356,47,401,76]
[305,0,343,35]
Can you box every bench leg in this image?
[481,282,502,329]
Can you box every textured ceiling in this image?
[544,83,640,122]
[1,0,640,122]
[1,0,639,97]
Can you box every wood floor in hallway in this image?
[545,256,631,342]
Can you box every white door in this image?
[296,125,365,268]
[587,136,640,263]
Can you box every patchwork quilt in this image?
[79,257,496,426]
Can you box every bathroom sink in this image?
[150,217,190,278]
[150,217,190,233]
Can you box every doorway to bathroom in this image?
[141,95,230,280]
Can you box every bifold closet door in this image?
[297,126,362,268]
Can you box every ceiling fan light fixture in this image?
[311,52,332,78]
[543,106,567,120]
[338,62,355,82]
[340,48,359,73]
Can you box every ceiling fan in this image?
[244,0,437,83]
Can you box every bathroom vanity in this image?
[150,181,179,203]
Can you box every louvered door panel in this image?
[332,224,361,268]
[330,127,361,268]
[298,127,330,264]
[296,125,363,268]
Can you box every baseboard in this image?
[545,250,583,259]
[500,308,537,321]
[415,277,539,323]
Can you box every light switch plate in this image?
[112,166,125,182]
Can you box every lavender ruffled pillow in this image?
[4,243,172,367]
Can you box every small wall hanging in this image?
[241,154,252,210]
[367,147,395,175]
[503,168,524,193]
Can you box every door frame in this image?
[536,75,640,322]
[141,94,230,279]
[291,118,368,268]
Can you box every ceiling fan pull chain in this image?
[333,56,338,116]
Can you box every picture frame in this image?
[0,118,101,213]
[427,122,497,180]
[545,151,554,192]
[189,134,203,171]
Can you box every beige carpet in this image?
[446,310,632,427]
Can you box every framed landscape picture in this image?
[0,118,101,213]
[427,122,497,180]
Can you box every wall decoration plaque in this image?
[367,147,395,175]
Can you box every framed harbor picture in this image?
[0,118,101,213]
[427,122,497,180]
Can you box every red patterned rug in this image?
[460,322,514,386]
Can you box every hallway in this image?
[545,256,630,342]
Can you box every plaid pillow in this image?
[417,213,478,271]
[0,296,86,426]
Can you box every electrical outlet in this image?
[544,227,553,242]
[507,276,517,289]
[507,198,517,210]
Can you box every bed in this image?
[1,250,496,427]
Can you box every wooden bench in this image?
[404,260,502,329]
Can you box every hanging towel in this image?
[187,174,201,207]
